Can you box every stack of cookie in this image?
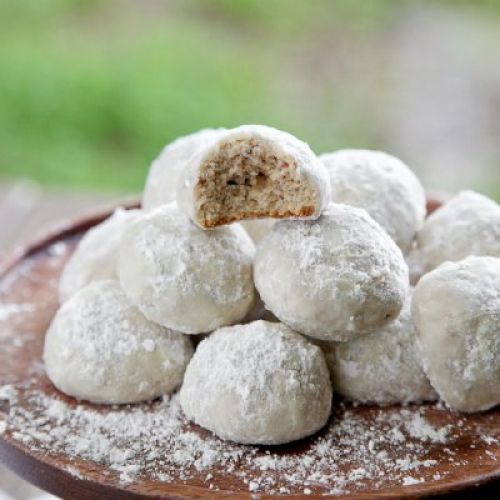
[44,124,500,445]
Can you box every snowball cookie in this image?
[142,128,226,211]
[59,208,141,303]
[117,203,256,334]
[412,256,500,412]
[320,149,426,253]
[405,243,427,286]
[177,124,330,229]
[321,291,437,404]
[240,218,275,244]
[180,320,332,445]
[44,280,193,404]
[417,190,500,272]
[254,204,409,341]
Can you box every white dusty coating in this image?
[240,218,275,244]
[320,149,426,253]
[320,291,437,404]
[254,204,409,341]
[406,243,427,286]
[417,190,500,272]
[117,203,256,334]
[44,280,193,404]
[58,208,141,302]
[412,256,500,412]
[3,385,465,496]
[142,128,226,211]
[177,125,330,229]
[180,320,332,445]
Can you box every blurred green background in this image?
[1,0,499,196]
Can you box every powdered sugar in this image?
[0,303,35,321]
[3,382,491,496]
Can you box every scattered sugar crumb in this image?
[0,303,35,321]
[402,476,422,486]
[0,376,497,495]
[248,481,259,492]
[48,242,69,257]
[65,465,83,479]
[481,434,499,445]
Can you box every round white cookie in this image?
[405,243,427,286]
[177,124,330,229]
[180,320,332,445]
[320,149,426,253]
[412,256,500,412]
[59,208,141,303]
[142,128,226,211]
[321,291,437,404]
[117,203,256,334]
[254,204,409,341]
[44,280,193,404]
[417,191,500,272]
[240,218,275,244]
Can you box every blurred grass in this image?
[0,0,269,191]
[0,0,410,192]
[0,0,499,194]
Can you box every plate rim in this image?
[1,197,499,499]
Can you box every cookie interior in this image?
[194,136,317,228]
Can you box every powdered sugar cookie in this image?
[59,208,140,303]
[417,190,500,272]
[321,291,437,404]
[254,204,409,341]
[405,243,427,285]
[240,218,275,244]
[177,125,330,229]
[412,256,500,412]
[180,320,332,445]
[44,280,193,404]
[117,203,256,334]
[320,150,426,253]
[142,128,225,211]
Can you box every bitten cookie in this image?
[254,204,409,341]
[142,128,274,244]
[177,125,330,229]
[142,128,226,211]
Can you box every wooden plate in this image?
[0,198,499,499]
